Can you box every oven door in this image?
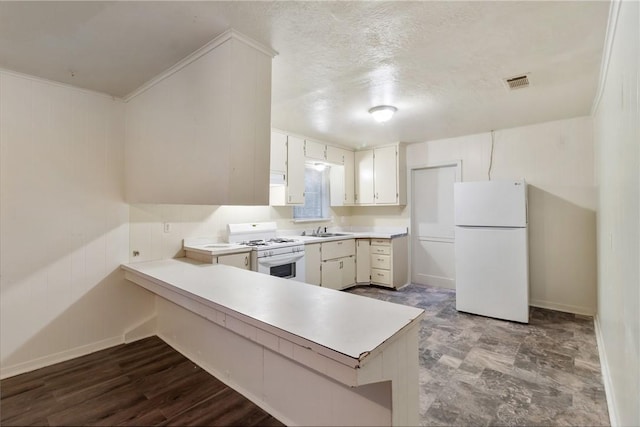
[257,252,305,281]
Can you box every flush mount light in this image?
[368,105,397,123]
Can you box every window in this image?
[293,165,330,220]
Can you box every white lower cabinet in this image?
[305,243,322,286]
[184,249,252,270]
[322,256,356,290]
[304,236,406,289]
[218,252,251,270]
[356,239,371,283]
[369,237,408,289]
[304,239,356,290]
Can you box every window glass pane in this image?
[293,166,329,219]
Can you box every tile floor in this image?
[347,284,610,426]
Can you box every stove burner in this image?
[242,240,269,247]
[269,238,296,244]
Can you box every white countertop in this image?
[278,227,408,244]
[182,237,253,256]
[121,258,423,361]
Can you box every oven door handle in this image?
[257,252,305,268]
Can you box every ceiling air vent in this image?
[504,74,530,90]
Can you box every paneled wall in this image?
[0,71,155,378]
[387,116,596,315]
[592,1,639,425]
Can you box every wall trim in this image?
[529,299,595,316]
[594,315,619,427]
[0,336,123,380]
[123,29,277,102]
[591,0,622,115]
[0,68,120,100]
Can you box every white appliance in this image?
[454,180,529,323]
[228,222,306,282]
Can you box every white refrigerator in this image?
[454,180,529,323]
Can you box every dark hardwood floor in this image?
[0,336,284,426]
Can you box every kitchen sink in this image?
[314,233,351,238]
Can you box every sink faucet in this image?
[315,226,322,236]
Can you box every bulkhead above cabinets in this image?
[125,31,276,206]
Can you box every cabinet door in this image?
[304,140,326,161]
[343,150,355,204]
[356,239,371,283]
[321,259,342,290]
[341,256,356,288]
[287,136,305,204]
[355,150,374,205]
[374,146,398,204]
[305,243,322,286]
[218,252,251,270]
[329,164,346,206]
[270,131,287,174]
[325,145,344,165]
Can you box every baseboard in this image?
[124,315,158,343]
[0,336,123,380]
[529,299,595,316]
[594,315,619,427]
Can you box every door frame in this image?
[407,160,462,287]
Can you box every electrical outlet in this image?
[163,223,171,233]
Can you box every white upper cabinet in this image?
[329,147,355,206]
[355,143,406,206]
[304,140,326,161]
[270,133,305,205]
[125,31,275,205]
[374,145,400,204]
[355,150,375,204]
[325,145,345,165]
[286,136,306,204]
[270,131,287,175]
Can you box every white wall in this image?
[592,1,639,426]
[0,71,155,378]
[129,204,352,262]
[400,116,597,315]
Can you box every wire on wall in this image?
[488,130,495,180]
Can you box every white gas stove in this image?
[228,222,305,281]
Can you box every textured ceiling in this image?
[0,1,609,148]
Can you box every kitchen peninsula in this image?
[122,258,424,426]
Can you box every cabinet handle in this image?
[340,261,343,268]
[244,256,249,266]
[378,258,384,261]
[377,273,384,277]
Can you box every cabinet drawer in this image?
[370,245,390,255]
[370,238,391,247]
[370,254,390,270]
[322,239,355,261]
[371,268,391,285]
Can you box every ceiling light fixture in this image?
[368,105,397,123]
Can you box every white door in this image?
[411,163,459,289]
[374,146,398,204]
